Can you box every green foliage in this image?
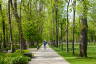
[52,43,96,64]
[0,0,96,63]
[0,53,31,64]
[15,50,30,53]
[0,56,5,64]
[11,56,30,64]
[15,50,34,58]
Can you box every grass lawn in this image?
[52,43,96,64]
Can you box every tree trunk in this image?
[8,0,13,52]
[0,3,6,49]
[72,0,76,55]
[10,0,27,50]
[66,0,70,52]
[60,23,63,50]
[2,19,6,49]
[80,0,88,57]
[55,0,59,47]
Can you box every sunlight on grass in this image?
[52,43,96,64]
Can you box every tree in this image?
[72,0,76,55]
[0,1,6,49]
[66,0,70,52]
[8,0,13,52]
[79,0,88,57]
[10,0,27,50]
[55,0,59,47]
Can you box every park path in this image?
[29,45,70,64]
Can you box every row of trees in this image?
[45,0,96,57]
[0,0,47,52]
[0,0,96,57]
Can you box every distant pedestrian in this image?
[43,40,47,49]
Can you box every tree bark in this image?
[55,0,59,47]
[80,0,88,57]
[66,0,70,52]
[72,0,76,55]
[0,3,6,49]
[60,23,63,50]
[10,0,27,50]
[8,0,13,52]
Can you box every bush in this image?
[0,56,5,64]
[11,56,31,64]
[15,50,30,53]
[15,50,34,58]
[5,53,22,57]
[23,50,30,53]
[0,56,12,64]
[23,53,33,58]
[0,53,31,64]
[4,57,13,64]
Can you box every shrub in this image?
[23,50,30,53]
[4,57,13,64]
[15,50,34,58]
[6,53,22,57]
[0,56,12,64]
[0,53,31,64]
[23,53,33,58]
[11,56,31,64]
[15,50,30,53]
[0,56,5,64]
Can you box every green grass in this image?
[52,43,96,64]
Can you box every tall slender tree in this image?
[80,0,88,57]
[0,1,6,49]
[8,0,13,52]
[72,0,76,55]
[55,0,59,47]
[10,0,27,50]
[66,0,70,52]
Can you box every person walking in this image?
[43,40,47,49]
